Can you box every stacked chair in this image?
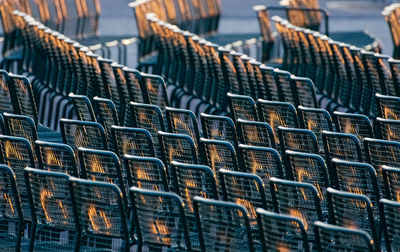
[3,0,400,251]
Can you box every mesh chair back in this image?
[259,64,280,101]
[228,93,258,122]
[93,96,119,131]
[274,68,295,104]
[128,102,165,158]
[257,209,310,252]
[278,127,319,159]
[377,117,400,141]
[327,187,378,247]
[130,187,191,251]
[258,100,298,146]
[382,165,400,201]
[314,221,374,252]
[35,140,78,176]
[69,178,129,251]
[201,138,238,175]
[142,73,169,110]
[200,113,238,147]
[376,93,400,120]
[0,70,14,114]
[270,178,323,240]
[331,159,380,216]
[124,155,169,192]
[290,76,318,108]
[322,130,363,163]
[334,111,373,140]
[193,196,254,251]
[68,93,96,121]
[380,198,400,252]
[60,119,108,152]
[24,168,76,251]
[111,125,155,158]
[0,165,24,251]
[236,119,275,148]
[0,135,35,220]
[123,67,148,103]
[389,58,400,95]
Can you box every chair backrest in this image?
[60,119,108,151]
[327,187,378,247]
[314,221,375,252]
[193,196,254,251]
[236,119,275,148]
[0,164,24,251]
[69,177,129,250]
[227,93,258,122]
[333,111,374,140]
[322,130,363,163]
[68,93,96,121]
[130,187,191,251]
[257,209,310,252]
[123,67,148,104]
[389,58,400,94]
[201,138,239,174]
[35,140,78,176]
[383,4,400,59]
[0,70,15,114]
[278,127,319,159]
[200,113,238,147]
[111,125,155,158]
[380,198,400,252]
[142,73,169,109]
[270,177,323,240]
[376,93,400,120]
[24,167,76,250]
[290,76,318,108]
[253,5,275,62]
[377,117,400,141]
[93,96,120,133]
[382,165,400,201]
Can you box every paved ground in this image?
[97,0,395,55]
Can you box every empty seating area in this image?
[1,0,400,251]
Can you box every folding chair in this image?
[377,117,400,141]
[257,100,298,147]
[60,119,108,151]
[35,140,78,176]
[24,168,77,251]
[228,93,258,122]
[201,138,239,175]
[130,187,191,251]
[270,178,324,241]
[69,178,130,251]
[290,76,318,108]
[257,209,310,252]
[376,93,400,120]
[327,187,379,248]
[128,102,165,158]
[278,127,319,160]
[111,125,155,158]
[193,196,254,251]
[0,165,24,251]
[322,130,363,163]
[314,221,374,252]
[124,154,169,192]
[236,119,275,148]
[68,93,96,122]
[200,113,238,147]
[170,161,219,249]
[380,198,400,252]
[0,135,35,220]
[0,70,15,114]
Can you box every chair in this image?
[285,150,329,210]
[253,5,275,63]
[270,177,323,241]
[123,67,148,104]
[389,58,400,95]
[35,140,78,176]
[257,209,310,252]
[200,113,238,147]
[141,73,169,110]
[260,64,281,101]
[314,221,374,252]
[278,127,319,160]
[93,96,120,132]
[24,167,77,251]
[158,131,198,167]
[322,130,363,163]
[236,119,275,148]
[69,178,130,251]
[68,93,96,121]
[60,119,108,151]
[0,165,24,251]
[128,102,165,158]
[364,138,400,198]
[227,93,258,122]
[377,117,400,141]
[298,106,333,153]
[0,70,15,114]
[257,100,298,147]
[130,187,191,251]
[0,135,35,220]
[193,196,254,251]
[111,125,155,158]
[201,138,239,175]
[376,93,400,120]
[333,111,374,140]
[291,76,318,108]
[327,187,379,248]
[383,4,400,59]
[380,198,400,252]
[382,165,400,202]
